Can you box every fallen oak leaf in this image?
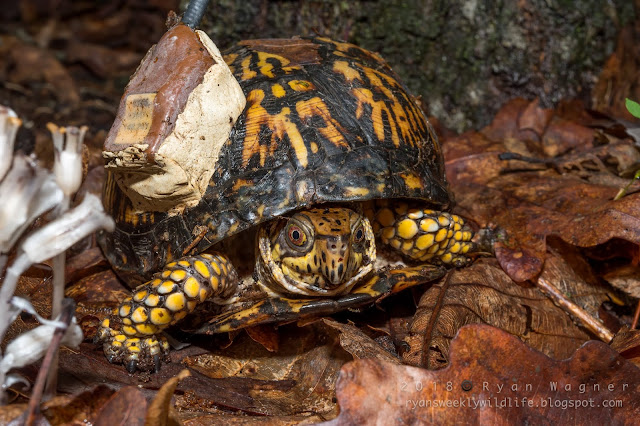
[327,324,640,425]
[403,259,591,369]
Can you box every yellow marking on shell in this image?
[272,83,286,97]
[435,228,448,242]
[223,52,237,66]
[416,233,435,250]
[135,324,158,335]
[161,270,171,279]
[241,90,308,167]
[183,277,200,298]
[397,219,419,239]
[344,186,370,197]
[167,262,177,268]
[351,65,426,148]
[150,279,162,288]
[438,216,451,227]
[150,308,172,325]
[133,290,147,302]
[178,260,191,267]
[402,173,423,190]
[158,281,176,294]
[122,325,137,336]
[310,142,319,153]
[170,269,187,281]
[165,293,187,312]
[200,253,214,260]
[220,261,228,276]
[119,304,132,317]
[296,97,349,149]
[256,51,299,77]
[450,242,461,253]
[381,227,395,241]
[240,56,257,80]
[376,208,395,227]
[194,260,211,278]
[288,80,315,91]
[145,294,160,307]
[333,60,362,82]
[122,318,132,325]
[131,307,148,323]
[440,253,453,263]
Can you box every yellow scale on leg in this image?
[367,201,474,267]
[96,253,238,372]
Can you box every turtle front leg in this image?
[365,201,474,267]
[95,253,238,372]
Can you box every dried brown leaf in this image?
[322,318,401,364]
[328,324,640,425]
[93,386,147,426]
[610,327,640,368]
[445,100,640,283]
[145,370,190,426]
[403,259,591,368]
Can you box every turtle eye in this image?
[353,224,365,243]
[287,224,307,247]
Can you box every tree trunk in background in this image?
[195,0,635,132]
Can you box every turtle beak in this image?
[319,235,350,285]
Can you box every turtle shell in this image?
[101,36,452,283]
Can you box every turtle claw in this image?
[126,359,138,374]
[96,316,170,372]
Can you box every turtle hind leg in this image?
[95,253,238,372]
[365,201,475,267]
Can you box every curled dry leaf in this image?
[146,369,191,426]
[444,98,640,283]
[403,259,591,369]
[327,324,640,425]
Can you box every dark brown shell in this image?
[101,37,452,283]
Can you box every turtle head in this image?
[257,207,376,297]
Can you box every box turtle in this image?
[96,25,474,372]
